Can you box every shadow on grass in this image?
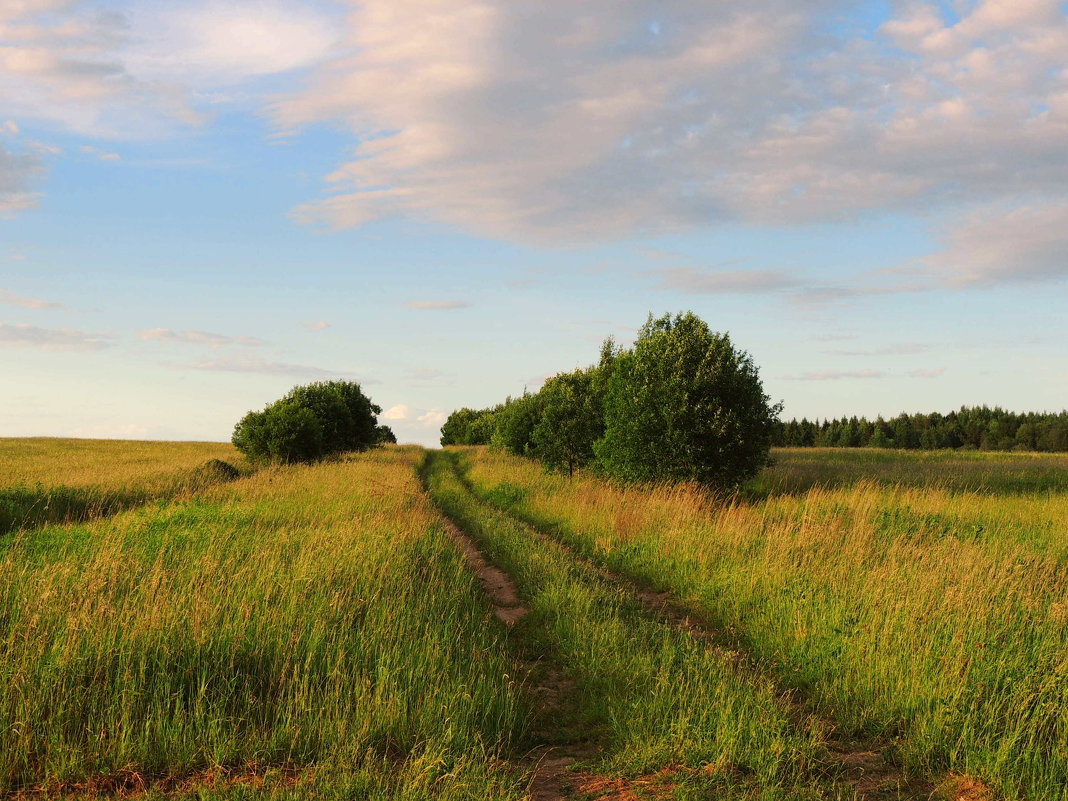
[743,450,1068,500]
[0,459,243,535]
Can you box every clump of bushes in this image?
[441,312,781,490]
[232,381,383,464]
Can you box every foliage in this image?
[440,407,497,446]
[774,407,1068,452]
[596,313,781,488]
[232,381,382,464]
[531,369,602,477]
[375,424,398,445]
[442,314,777,490]
[490,393,543,457]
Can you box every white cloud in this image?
[784,370,886,381]
[80,144,120,161]
[0,0,339,138]
[416,409,446,426]
[276,0,1068,252]
[181,356,365,379]
[124,1,339,84]
[0,288,63,309]
[656,266,801,294]
[917,202,1068,286]
[140,328,265,347]
[381,404,410,420]
[403,300,471,310]
[300,320,330,331]
[381,404,446,426]
[826,343,930,357]
[0,322,112,350]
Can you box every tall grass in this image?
[424,451,841,800]
[0,446,526,799]
[461,446,1068,801]
[0,438,247,534]
[751,447,1068,496]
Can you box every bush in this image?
[232,381,382,464]
[596,312,781,489]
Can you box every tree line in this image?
[440,312,781,490]
[773,407,1068,452]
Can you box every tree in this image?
[532,369,602,477]
[232,381,381,464]
[491,393,544,456]
[375,425,398,445]
[440,408,482,446]
[595,312,781,489]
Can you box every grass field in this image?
[3,440,1067,799]
[0,446,526,799]
[0,438,245,534]
[461,446,1068,801]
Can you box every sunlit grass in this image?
[461,445,1068,800]
[425,450,838,800]
[0,446,526,800]
[0,438,248,533]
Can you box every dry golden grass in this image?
[0,437,240,491]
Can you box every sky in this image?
[1,0,1066,447]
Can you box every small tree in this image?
[232,380,381,464]
[532,369,602,478]
[491,393,544,457]
[375,424,398,445]
[595,312,781,489]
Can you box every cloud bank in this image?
[276,0,1068,263]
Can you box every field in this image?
[1,439,1067,800]
[0,439,245,534]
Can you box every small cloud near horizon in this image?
[181,356,371,380]
[0,322,112,350]
[0,289,64,309]
[404,300,471,310]
[300,320,330,331]
[783,370,886,381]
[141,328,265,347]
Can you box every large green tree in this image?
[232,381,382,464]
[596,312,781,489]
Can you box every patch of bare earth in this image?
[8,763,305,800]
[442,520,619,800]
[936,773,994,801]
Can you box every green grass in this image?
[749,447,1068,496]
[0,447,527,800]
[460,446,1068,801]
[424,450,850,800]
[0,438,247,534]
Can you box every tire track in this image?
[450,456,936,801]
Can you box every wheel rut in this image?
[439,516,599,800]
[450,461,936,801]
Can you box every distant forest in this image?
[773,407,1068,452]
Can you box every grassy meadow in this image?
[460,446,1068,801]
[0,446,526,799]
[0,438,246,534]
[4,438,1068,799]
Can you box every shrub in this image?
[232,381,382,464]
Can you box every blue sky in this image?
[2,0,1066,446]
